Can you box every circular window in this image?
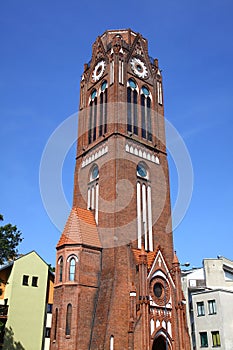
[128,78,137,89]
[150,278,170,306]
[101,80,107,91]
[137,164,147,178]
[91,89,97,100]
[153,283,163,298]
[91,165,99,180]
[142,86,150,96]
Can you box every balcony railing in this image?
[0,305,8,317]
[189,279,206,289]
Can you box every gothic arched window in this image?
[141,86,152,141]
[65,304,72,336]
[87,164,99,224]
[110,335,114,350]
[136,162,153,252]
[58,257,63,283]
[88,89,97,144]
[54,308,58,340]
[69,258,76,281]
[127,79,138,135]
[99,80,108,137]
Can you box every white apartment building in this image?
[182,256,233,350]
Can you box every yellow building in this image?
[0,251,54,350]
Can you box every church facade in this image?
[50,29,190,350]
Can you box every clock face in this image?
[130,57,148,79]
[92,60,106,82]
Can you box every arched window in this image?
[141,86,152,141]
[65,304,72,336]
[99,80,108,136]
[58,257,63,283]
[136,163,153,252]
[88,89,97,144]
[54,308,58,340]
[127,79,138,135]
[69,258,76,281]
[157,80,163,105]
[110,335,114,350]
[152,335,167,350]
[87,164,99,224]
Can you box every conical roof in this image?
[173,250,180,265]
[57,207,101,249]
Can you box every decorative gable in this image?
[148,248,175,289]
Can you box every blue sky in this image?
[1,0,233,267]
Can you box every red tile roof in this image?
[131,248,155,271]
[57,207,101,249]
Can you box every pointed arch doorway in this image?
[152,335,169,350]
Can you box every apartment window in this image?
[208,299,217,314]
[197,301,205,316]
[22,275,29,286]
[200,332,208,347]
[212,331,221,347]
[47,304,53,313]
[45,328,51,338]
[32,276,38,287]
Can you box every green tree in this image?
[0,215,23,265]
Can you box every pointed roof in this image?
[57,207,101,249]
[173,250,180,265]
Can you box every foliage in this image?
[48,264,55,272]
[0,215,23,265]
[1,326,25,349]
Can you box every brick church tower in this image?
[50,29,190,350]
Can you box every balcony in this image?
[0,305,8,318]
[189,279,206,290]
